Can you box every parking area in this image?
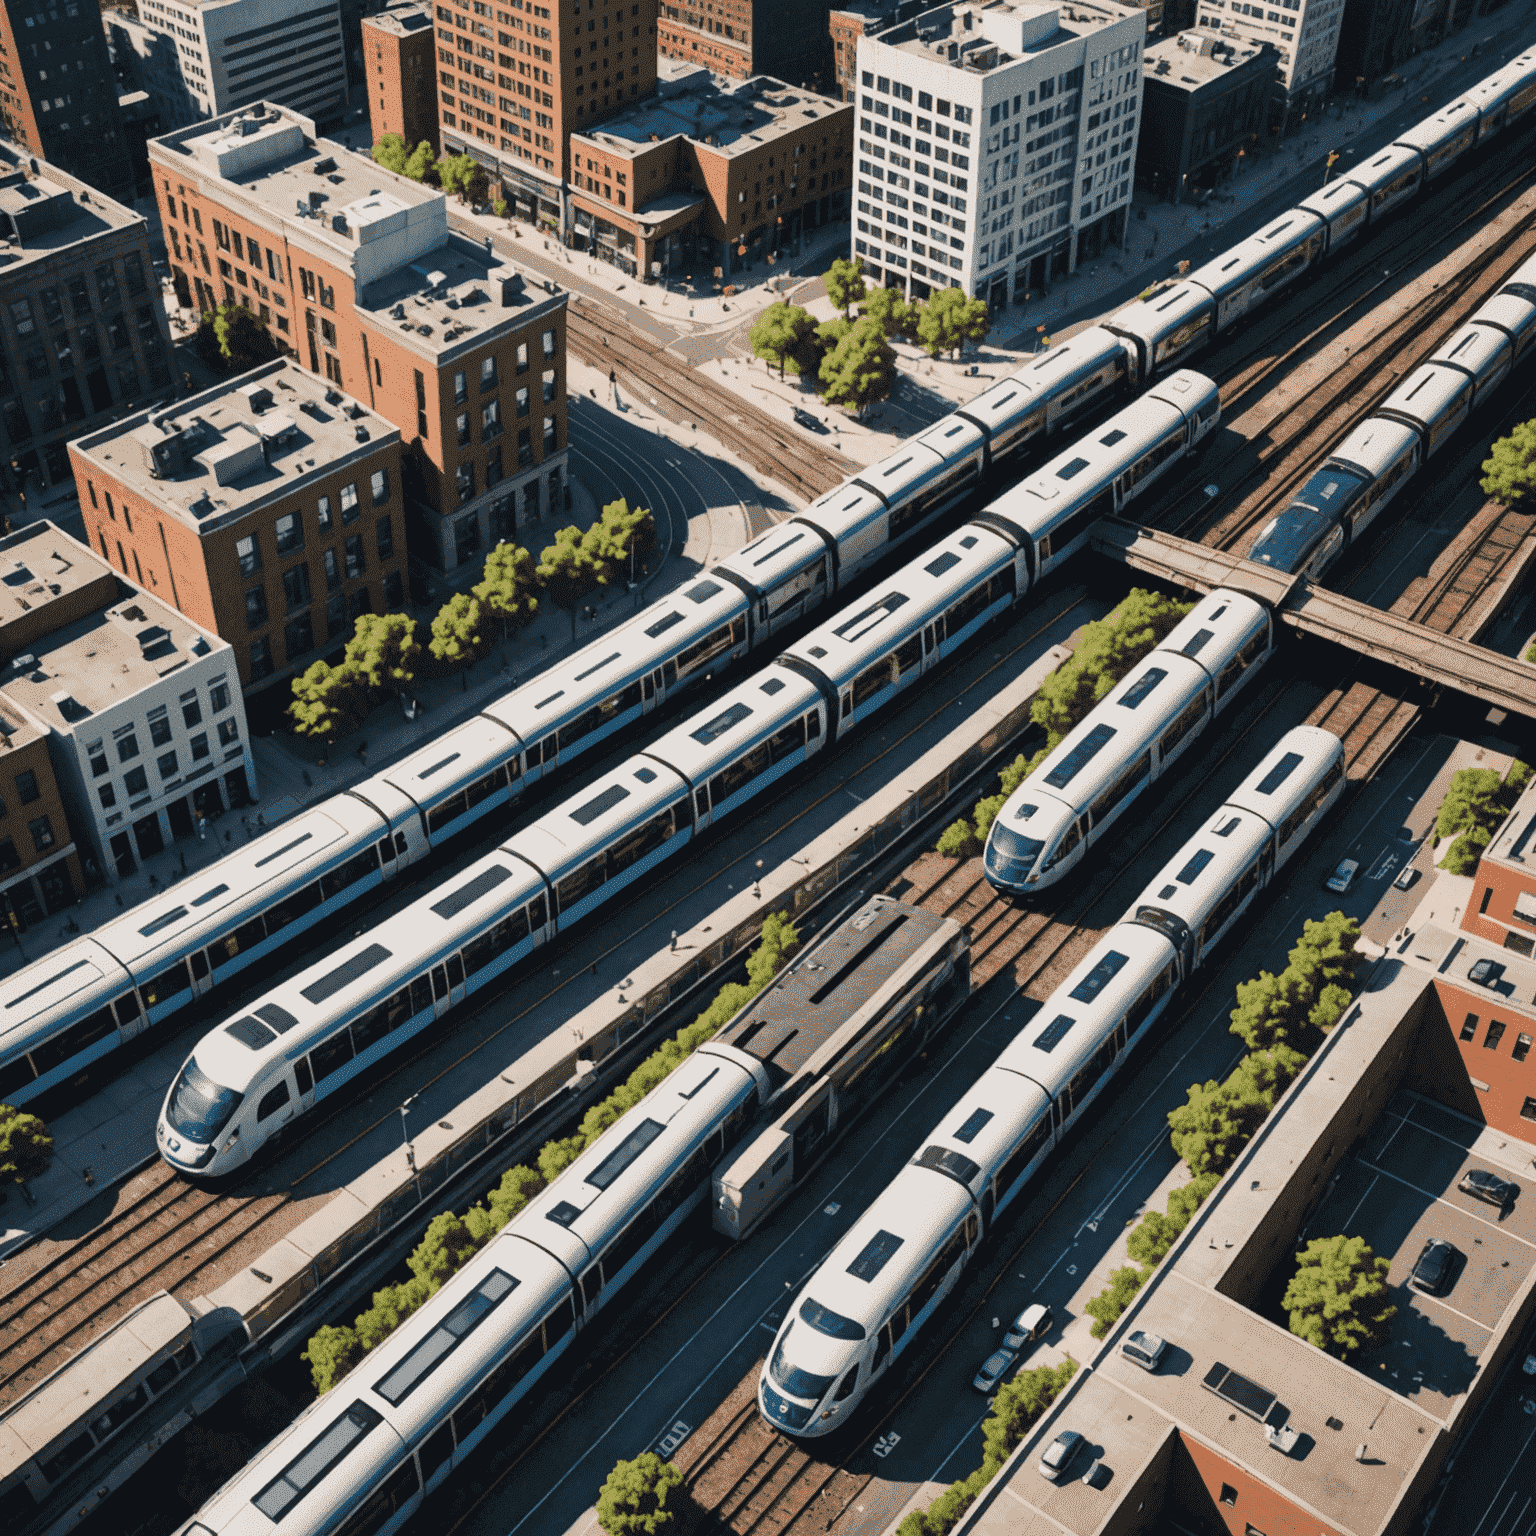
[1302,1091,1536,1414]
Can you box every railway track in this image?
[565,306,856,504]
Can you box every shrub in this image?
[1443,827,1490,875]
[596,1452,687,1535]
[0,1104,53,1184]
[1228,912,1361,1054]
[936,818,980,859]
[1284,1235,1396,1357]
[1085,1264,1146,1338]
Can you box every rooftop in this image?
[873,0,1140,68]
[1482,773,1536,868]
[70,360,398,536]
[0,149,141,272]
[1145,26,1273,86]
[575,74,850,163]
[0,529,117,645]
[361,0,433,36]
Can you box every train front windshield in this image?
[768,1327,837,1401]
[166,1058,243,1144]
[986,823,1048,883]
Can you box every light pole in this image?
[399,1093,419,1173]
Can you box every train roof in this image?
[1222,725,1343,823]
[1327,417,1419,478]
[712,897,959,1088]
[1500,249,1536,294]
[797,481,886,550]
[717,521,832,596]
[1343,141,1421,197]
[1431,319,1512,383]
[1247,501,1333,571]
[481,576,747,744]
[955,327,1128,431]
[1394,97,1477,157]
[507,757,690,880]
[1295,176,1367,225]
[1378,360,1469,429]
[380,714,520,812]
[1475,292,1536,343]
[908,1060,1053,1199]
[0,937,128,1063]
[642,666,822,785]
[92,799,387,983]
[1131,806,1274,934]
[514,1048,758,1274]
[995,924,1177,1096]
[777,524,1015,689]
[851,432,956,509]
[1104,282,1213,349]
[1460,56,1536,114]
[0,1291,195,1477]
[1187,209,1323,300]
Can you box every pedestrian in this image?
[356,740,368,765]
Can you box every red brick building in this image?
[149,104,569,572]
[364,0,441,156]
[655,0,834,86]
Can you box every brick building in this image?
[829,0,921,101]
[70,359,407,696]
[0,691,82,929]
[363,0,440,155]
[655,0,834,86]
[0,0,133,198]
[0,522,253,881]
[569,69,851,277]
[149,104,570,572]
[0,143,176,504]
[433,0,660,229]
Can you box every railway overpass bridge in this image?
[1089,517,1536,724]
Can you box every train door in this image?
[642,667,664,710]
[692,781,713,834]
[790,1082,833,1165]
[430,954,467,1017]
[293,1053,316,1112]
[186,949,214,999]
[922,623,937,669]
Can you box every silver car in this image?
[1039,1429,1085,1482]
[973,1346,1018,1394]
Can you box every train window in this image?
[833,1368,860,1401]
[254,1402,383,1519]
[1200,862,1261,949]
[309,1030,355,1082]
[446,955,464,989]
[144,1345,194,1395]
[850,660,894,712]
[1155,313,1212,365]
[806,710,822,740]
[942,577,997,639]
[1089,752,1149,825]
[0,1053,36,1099]
[142,962,192,1010]
[580,1266,602,1308]
[1157,694,1207,760]
[1045,723,1117,790]
[426,792,471,837]
[417,1422,455,1482]
[557,854,608,912]
[767,717,807,764]
[872,1322,893,1372]
[465,769,505,810]
[1124,429,1186,491]
[38,1431,94,1483]
[294,1056,313,1095]
[675,621,739,679]
[30,1005,118,1072]
[1119,667,1168,709]
[893,633,923,677]
[375,1270,518,1406]
[692,702,753,744]
[212,917,267,971]
[88,1382,149,1439]
[847,1229,904,1281]
[411,975,434,1015]
[257,1082,292,1122]
[320,846,382,902]
[544,1296,576,1345]
[710,740,773,806]
[994,1115,1052,1203]
[113,991,143,1029]
[1049,488,1114,550]
[609,806,679,877]
[913,1143,982,1185]
[190,951,210,982]
[333,1460,421,1536]
[385,986,413,1031]
[351,1001,395,1052]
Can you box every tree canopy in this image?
[344,612,420,695]
[0,1104,53,1185]
[820,314,897,416]
[428,592,492,667]
[194,304,279,376]
[916,288,990,357]
[472,540,540,634]
[1284,1235,1396,1357]
[596,1453,686,1535]
[287,659,368,742]
[1480,419,1536,506]
[860,284,914,340]
[749,301,818,378]
[823,255,868,317]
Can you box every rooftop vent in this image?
[324,388,342,405]
[309,189,326,210]
[313,156,337,174]
[237,383,274,414]
[10,653,36,672]
[354,425,370,442]
[1155,57,1170,72]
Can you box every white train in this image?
[1248,247,1536,579]
[759,725,1345,1435]
[156,377,1221,1178]
[982,589,1273,897]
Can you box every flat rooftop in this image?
[1410,921,1536,1024]
[0,159,140,269]
[1481,776,1536,868]
[575,74,849,163]
[1144,27,1271,86]
[71,359,398,536]
[873,0,1139,68]
[0,529,116,640]
[362,0,433,36]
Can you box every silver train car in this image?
[158,379,1221,1178]
[759,726,1345,1435]
[1248,247,1536,578]
[982,589,1273,897]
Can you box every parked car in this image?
[973,1346,1018,1394]
[1393,864,1420,890]
[1324,858,1360,894]
[1004,1303,1053,1350]
[1120,1330,1167,1372]
[792,407,827,433]
[1039,1429,1085,1482]
[1409,1238,1460,1296]
[1468,958,1506,987]
[1459,1169,1518,1206]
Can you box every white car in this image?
[1324,858,1360,895]
[1039,1429,1085,1482]
[973,1346,1018,1394]
[1004,1303,1053,1350]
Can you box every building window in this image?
[1485,1020,1507,1051]
[283,565,313,611]
[99,782,117,809]
[236,533,261,575]
[457,462,475,503]
[115,728,140,763]
[210,680,231,713]
[148,707,173,748]
[415,369,429,437]
[249,637,274,682]
[481,355,498,389]
[326,591,348,638]
[516,341,528,373]
[191,733,210,761]
[317,495,333,533]
[68,276,91,316]
[482,398,502,440]
[344,536,365,580]
[454,369,468,403]
[457,411,471,446]
[275,511,303,553]
[376,516,394,560]
[9,297,35,336]
[1219,1487,1237,1509]
[218,717,241,748]
[324,548,342,590]
[0,839,17,874]
[544,415,557,453]
[157,750,178,781]
[14,770,39,805]
[515,385,529,417]
[181,690,202,728]
[246,587,269,628]
[1460,1013,1479,1041]
[518,428,532,467]
[455,516,480,565]
[87,740,108,777]
[542,328,555,358]
[124,765,148,797]
[371,469,390,505]
[285,612,315,661]
[340,482,359,522]
[486,444,502,487]
[1515,1033,1533,1063]
[1523,1097,1536,1122]
[324,354,343,385]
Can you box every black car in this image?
[1409,1238,1460,1295]
[1459,1169,1518,1206]
[1468,958,1506,987]
[792,407,827,433]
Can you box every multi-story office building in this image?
[0,521,254,881]
[655,0,833,85]
[1193,0,1342,124]
[0,0,133,197]
[0,143,175,503]
[102,0,347,131]
[854,0,1145,308]
[150,104,570,571]
[569,69,851,277]
[362,0,439,154]
[1136,27,1274,201]
[433,0,659,227]
[70,359,406,696]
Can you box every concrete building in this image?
[655,0,833,86]
[854,0,1146,308]
[69,359,406,697]
[101,0,347,131]
[1333,0,1414,93]
[0,0,134,198]
[0,522,253,881]
[362,0,439,156]
[0,689,82,929]
[150,104,570,572]
[568,69,852,277]
[0,144,176,504]
[1136,27,1274,201]
[433,0,660,230]
[1193,0,1342,127]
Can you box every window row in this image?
[236,485,387,574]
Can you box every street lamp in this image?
[399,1093,419,1173]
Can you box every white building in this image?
[854,0,1145,309]
[105,0,348,132]
[1192,0,1343,123]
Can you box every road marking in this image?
[1354,1161,1536,1254]
[1340,1173,1379,1236]
[1472,1454,1536,1536]
[872,1433,902,1459]
[655,1420,691,1458]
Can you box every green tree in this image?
[1085,1264,1146,1338]
[194,304,279,376]
[370,133,409,174]
[537,523,601,640]
[429,592,492,668]
[1166,1076,1261,1179]
[353,1275,433,1351]
[1480,418,1536,506]
[472,541,540,637]
[1435,767,1513,842]
[407,1210,480,1291]
[860,283,912,340]
[436,152,479,200]
[464,1164,544,1245]
[916,288,990,358]
[749,300,818,378]
[979,1360,1078,1467]
[344,612,420,696]
[595,1452,687,1536]
[287,659,368,742]
[0,1104,53,1184]
[403,140,436,182]
[819,314,897,417]
[301,1324,362,1394]
[590,497,656,585]
[823,254,868,318]
[1284,1235,1397,1357]
[1228,912,1361,1054]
